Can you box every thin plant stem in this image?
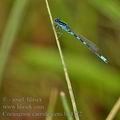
[60,91,74,120]
[0,0,29,88]
[46,88,58,120]
[45,0,80,120]
[106,97,120,120]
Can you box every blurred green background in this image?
[0,0,120,120]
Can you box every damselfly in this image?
[54,18,108,63]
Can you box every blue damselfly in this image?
[54,18,108,63]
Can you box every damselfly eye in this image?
[54,18,60,23]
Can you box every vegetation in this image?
[0,0,120,120]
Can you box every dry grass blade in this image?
[106,97,120,120]
[46,88,58,120]
[45,0,80,120]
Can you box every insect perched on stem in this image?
[54,18,108,63]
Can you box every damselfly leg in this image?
[55,24,63,38]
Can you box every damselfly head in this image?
[54,18,60,23]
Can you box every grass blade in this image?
[106,97,120,120]
[0,0,29,88]
[45,0,80,120]
[60,91,74,120]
